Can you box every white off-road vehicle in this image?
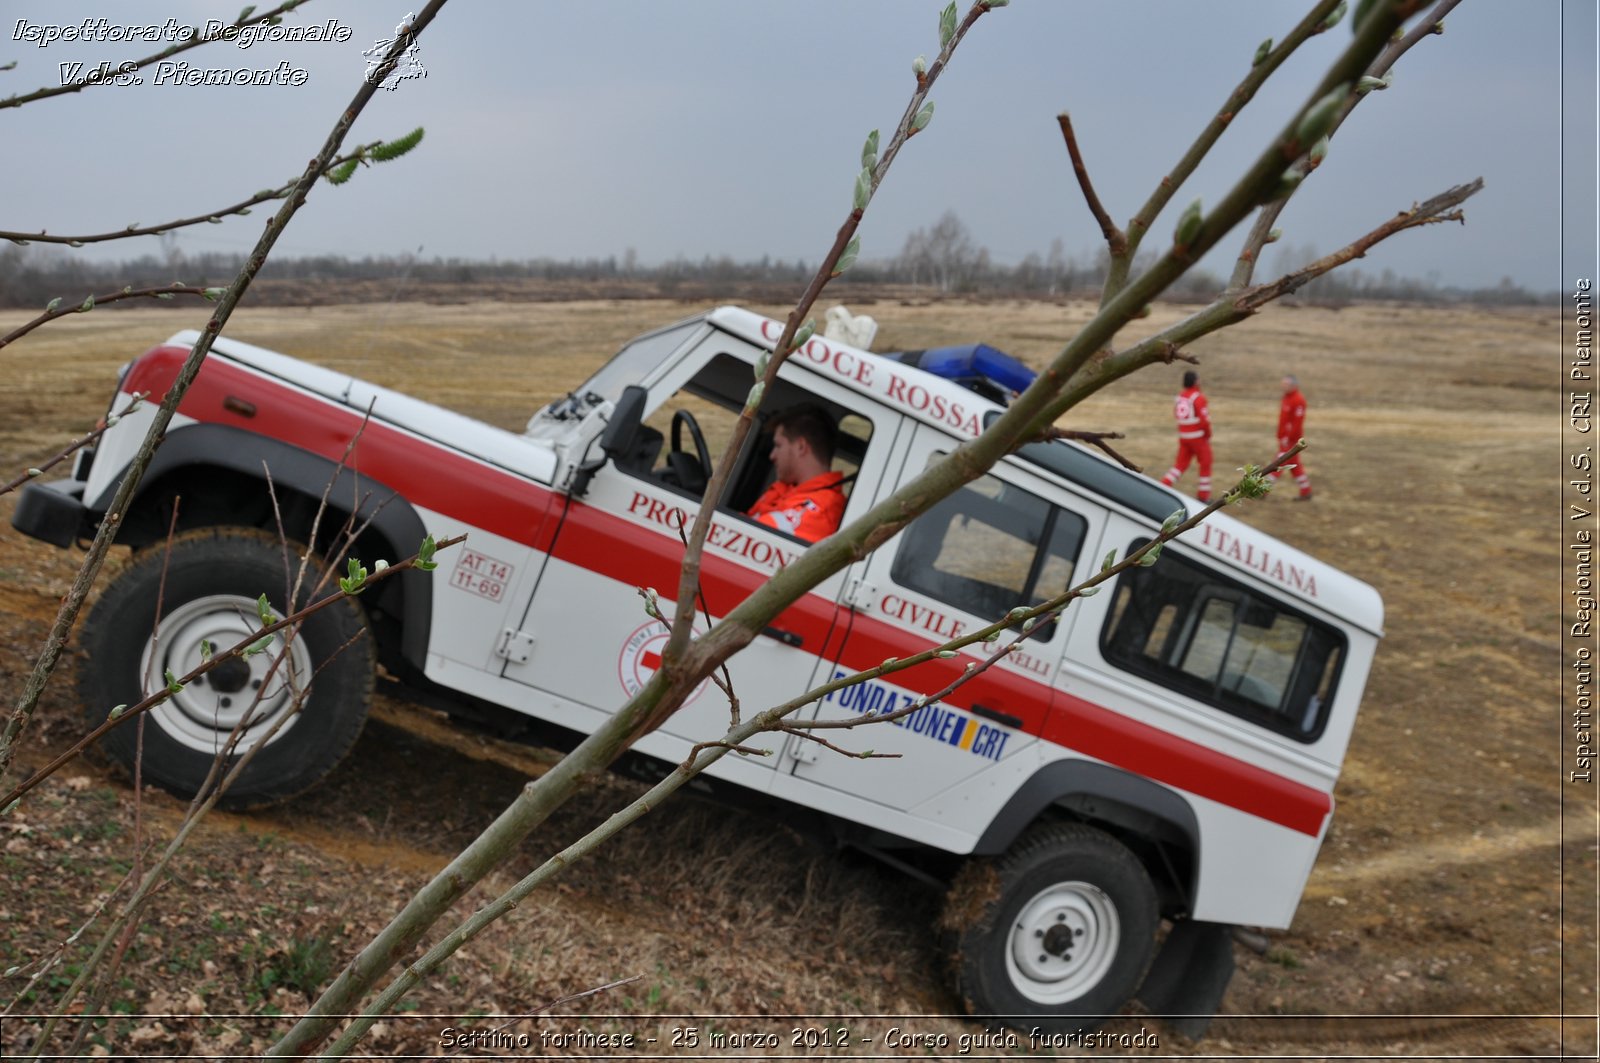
[14,307,1383,1032]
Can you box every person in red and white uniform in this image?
[1271,374,1314,500]
[1159,370,1213,501]
[747,404,846,542]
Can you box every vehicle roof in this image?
[704,305,1384,636]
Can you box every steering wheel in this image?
[667,409,713,494]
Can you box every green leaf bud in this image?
[744,380,765,412]
[1078,586,1100,598]
[417,534,439,572]
[108,704,127,719]
[45,297,61,313]
[753,349,771,379]
[1101,549,1117,573]
[937,649,958,658]
[257,593,275,627]
[1138,542,1164,567]
[326,159,359,186]
[1253,38,1272,67]
[793,319,816,348]
[833,236,861,276]
[1161,507,1186,534]
[939,1,958,47]
[1271,169,1305,200]
[200,640,214,660]
[26,468,41,478]
[853,168,871,210]
[912,99,935,133]
[203,287,226,302]
[78,294,94,313]
[1308,136,1329,168]
[1321,1,1348,30]
[861,129,880,169]
[1173,197,1203,248]
[1007,606,1030,619]
[912,54,927,78]
[370,127,425,162]
[165,669,184,694]
[1266,227,1283,243]
[1295,83,1349,149]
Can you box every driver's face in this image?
[769,427,804,484]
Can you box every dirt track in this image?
[1,297,1593,1059]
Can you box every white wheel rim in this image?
[139,594,312,756]
[1005,880,1121,1005]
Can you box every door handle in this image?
[761,626,803,648]
[971,703,1023,730]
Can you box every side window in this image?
[628,352,874,541]
[1100,541,1345,741]
[889,466,1087,633]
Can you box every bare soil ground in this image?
[0,297,1593,1059]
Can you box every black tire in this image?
[943,822,1158,1034]
[78,527,374,807]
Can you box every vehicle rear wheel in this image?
[943,822,1158,1033]
[78,527,374,807]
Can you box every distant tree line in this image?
[0,210,1546,309]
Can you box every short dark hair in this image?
[1182,370,1199,388]
[767,403,837,464]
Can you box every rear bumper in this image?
[11,479,93,548]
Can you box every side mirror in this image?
[572,385,647,497]
[599,385,647,460]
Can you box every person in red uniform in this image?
[1272,374,1314,500]
[1159,370,1213,501]
[747,404,846,542]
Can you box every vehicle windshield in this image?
[577,319,703,404]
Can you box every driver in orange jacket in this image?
[1159,370,1213,502]
[748,404,846,542]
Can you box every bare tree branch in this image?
[0,139,409,250]
[0,0,451,787]
[660,0,1003,730]
[1229,0,1466,288]
[1057,112,1125,257]
[1,286,219,352]
[1107,0,1348,299]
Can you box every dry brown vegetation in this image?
[0,297,1591,1058]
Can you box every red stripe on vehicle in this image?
[126,346,562,551]
[828,608,1331,837]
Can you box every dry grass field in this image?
[0,296,1592,1059]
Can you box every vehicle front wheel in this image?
[78,527,374,807]
[942,822,1158,1034]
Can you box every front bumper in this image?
[11,478,93,548]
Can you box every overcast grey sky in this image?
[3,1,1595,292]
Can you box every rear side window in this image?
[1100,542,1345,741]
[890,470,1086,633]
